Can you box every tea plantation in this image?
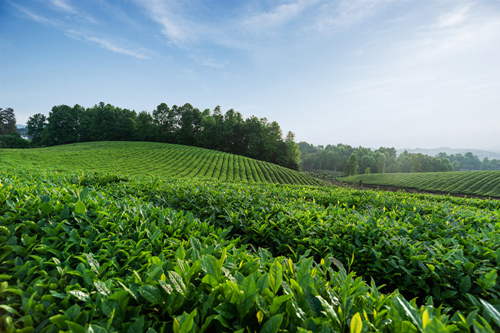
[1,150,500,332]
[340,171,500,198]
[0,141,323,186]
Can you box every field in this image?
[340,171,500,198]
[1,146,500,332]
[0,141,323,186]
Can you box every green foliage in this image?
[340,170,500,198]
[0,107,17,136]
[0,141,322,186]
[2,165,499,332]
[26,102,302,170]
[0,132,30,149]
[344,153,359,176]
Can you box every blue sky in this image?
[1,0,499,150]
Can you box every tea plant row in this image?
[0,141,323,186]
[1,167,499,332]
[340,171,500,198]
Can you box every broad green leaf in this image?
[127,316,145,333]
[269,260,283,295]
[260,313,284,333]
[69,290,90,302]
[179,309,197,333]
[304,285,322,317]
[459,276,471,293]
[205,255,220,283]
[240,275,257,318]
[66,321,86,333]
[139,285,162,304]
[395,296,423,330]
[269,293,293,315]
[50,315,69,329]
[480,299,500,328]
[0,305,20,315]
[74,201,86,215]
[350,312,362,333]
[424,317,448,333]
[94,281,111,297]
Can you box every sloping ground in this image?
[340,170,500,198]
[0,141,323,186]
[1,166,499,331]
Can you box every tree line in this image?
[23,102,301,170]
[300,142,459,176]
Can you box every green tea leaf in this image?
[260,313,284,333]
[74,201,86,215]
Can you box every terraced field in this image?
[0,141,323,186]
[340,170,500,198]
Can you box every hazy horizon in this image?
[1,0,499,151]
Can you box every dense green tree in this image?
[0,107,16,135]
[135,111,155,141]
[0,132,30,148]
[42,104,82,145]
[284,131,301,170]
[26,113,47,146]
[344,153,359,176]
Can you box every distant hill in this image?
[0,141,323,186]
[16,124,26,129]
[397,148,500,160]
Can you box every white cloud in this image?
[242,0,317,31]
[10,3,60,26]
[435,3,474,29]
[48,0,99,24]
[316,0,397,30]
[65,30,152,59]
[134,0,194,44]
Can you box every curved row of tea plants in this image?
[339,171,500,198]
[0,141,323,186]
[1,166,500,332]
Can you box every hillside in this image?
[0,141,323,186]
[1,164,499,331]
[340,170,500,198]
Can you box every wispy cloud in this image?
[435,3,474,29]
[10,3,60,26]
[65,30,152,59]
[395,3,500,64]
[134,0,195,44]
[316,0,396,30]
[242,0,317,31]
[48,0,99,24]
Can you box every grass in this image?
[0,141,323,186]
[339,170,500,198]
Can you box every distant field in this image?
[340,171,500,198]
[0,141,323,186]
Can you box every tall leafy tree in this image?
[42,104,82,145]
[26,113,47,146]
[284,131,301,170]
[0,107,16,135]
[344,153,359,176]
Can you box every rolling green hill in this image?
[340,170,500,198]
[0,141,323,186]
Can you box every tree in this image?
[0,107,16,135]
[42,104,82,145]
[284,131,301,170]
[135,111,154,141]
[452,160,461,171]
[26,113,47,146]
[344,153,358,176]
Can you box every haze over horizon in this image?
[1,0,499,151]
